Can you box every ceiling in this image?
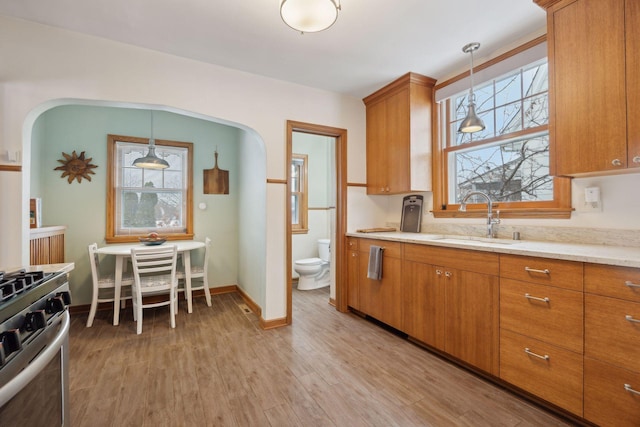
[0,0,546,98]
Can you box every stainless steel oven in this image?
[0,270,71,427]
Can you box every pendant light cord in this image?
[469,49,476,103]
[150,110,155,147]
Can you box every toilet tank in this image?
[317,239,330,262]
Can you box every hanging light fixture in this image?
[280,0,341,34]
[133,110,169,170]
[458,42,486,134]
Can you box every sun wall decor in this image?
[54,150,98,183]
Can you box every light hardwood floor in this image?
[69,288,577,426]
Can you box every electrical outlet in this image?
[577,187,602,212]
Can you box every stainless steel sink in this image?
[430,236,520,246]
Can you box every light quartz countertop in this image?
[347,231,640,269]
[2,262,75,275]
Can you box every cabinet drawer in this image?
[404,243,498,275]
[500,329,583,416]
[500,278,583,353]
[585,294,640,373]
[358,239,402,258]
[585,263,640,302]
[500,254,583,291]
[584,357,640,427]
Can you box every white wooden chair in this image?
[177,237,212,307]
[86,243,134,327]
[130,245,178,334]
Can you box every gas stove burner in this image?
[0,270,54,303]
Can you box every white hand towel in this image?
[367,245,384,280]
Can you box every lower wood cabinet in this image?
[403,244,499,375]
[356,239,403,331]
[345,238,640,425]
[583,263,640,426]
[584,357,640,427]
[585,294,640,372]
[402,260,445,350]
[500,329,583,415]
[346,237,360,310]
[500,278,583,353]
[29,226,66,265]
[444,268,499,375]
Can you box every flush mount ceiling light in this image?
[458,42,486,134]
[133,110,169,170]
[280,0,341,34]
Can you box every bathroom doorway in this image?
[286,121,347,324]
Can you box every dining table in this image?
[95,240,205,325]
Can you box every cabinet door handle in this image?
[612,158,622,166]
[625,280,640,288]
[525,293,550,303]
[435,269,443,276]
[524,348,549,360]
[352,253,357,257]
[624,384,640,395]
[625,315,640,323]
[444,271,452,278]
[524,267,550,275]
[633,156,640,164]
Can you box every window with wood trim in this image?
[433,49,571,219]
[291,154,308,234]
[106,134,194,243]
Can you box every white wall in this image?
[0,15,367,321]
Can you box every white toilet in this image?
[294,239,331,290]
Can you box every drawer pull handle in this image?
[436,269,443,276]
[624,384,640,395]
[625,315,640,323]
[445,271,452,278]
[625,281,640,289]
[524,267,550,275]
[524,348,549,360]
[525,293,550,303]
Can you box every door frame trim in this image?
[286,120,348,324]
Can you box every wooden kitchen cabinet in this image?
[444,267,499,375]
[499,254,584,415]
[583,263,640,426]
[501,329,584,415]
[584,357,640,427]
[357,239,403,331]
[346,237,360,310]
[537,0,640,175]
[403,243,499,375]
[363,72,436,194]
[29,226,66,265]
[402,259,445,350]
[500,278,583,353]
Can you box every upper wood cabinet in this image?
[363,72,436,194]
[537,0,640,175]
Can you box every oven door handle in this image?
[0,310,70,408]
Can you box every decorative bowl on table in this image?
[139,234,167,246]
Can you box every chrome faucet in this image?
[459,191,500,238]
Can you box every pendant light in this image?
[133,110,169,170]
[458,42,486,134]
[280,0,341,34]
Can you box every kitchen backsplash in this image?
[386,222,640,248]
